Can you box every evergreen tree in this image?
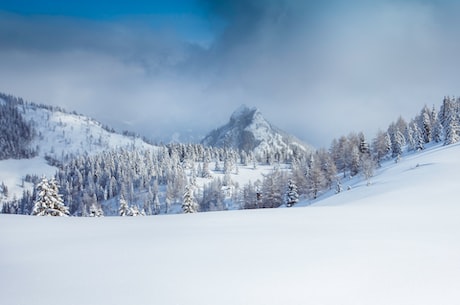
[32,177,69,216]
[153,193,161,215]
[89,202,104,217]
[432,107,443,143]
[129,205,142,216]
[371,130,391,166]
[285,179,299,207]
[182,185,198,213]
[335,180,343,194]
[443,97,460,145]
[118,195,130,216]
[420,106,432,143]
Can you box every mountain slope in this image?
[1,143,459,305]
[0,94,157,204]
[202,105,313,155]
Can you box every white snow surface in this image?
[1,144,460,305]
[0,157,56,200]
[21,104,153,159]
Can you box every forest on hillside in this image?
[1,94,460,216]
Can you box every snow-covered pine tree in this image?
[420,106,432,143]
[89,202,104,217]
[118,195,130,216]
[335,180,343,194]
[432,107,443,143]
[32,177,69,216]
[182,185,198,213]
[129,205,142,216]
[391,129,405,159]
[443,97,460,145]
[371,130,391,166]
[285,179,299,207]
[153,194,160,215]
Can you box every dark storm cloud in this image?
[1,1,460,147]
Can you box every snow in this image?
[0,157,56,200]
[0,103,157,207]
[1,143,460,305]
[22,105,153,159]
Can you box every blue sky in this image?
[0,0,204,17]
[1,0,460,147]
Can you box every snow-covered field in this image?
[0,157,56,200]
[1,144,460,305]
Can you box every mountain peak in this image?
[230,105,259,122]
[202,106,313,154]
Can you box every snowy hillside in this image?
[202,105,313,155]
[0,95,156,205]
[1,142,459,305]
[21,103,154,160]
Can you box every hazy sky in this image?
[1,0,459,147]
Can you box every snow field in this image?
[0,157,56,201]
[1,143,460,305]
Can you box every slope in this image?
[0,96,156,205]
[1,143,459,305]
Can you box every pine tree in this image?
[371,130,391,166]
[443,97,460,145]
[432,107,443,143]
[129,205,142,216]
[335,180,343,194]
[182,185,198,213]
[420,106,432,143]
[89,202,104,217]
[118,195,130,216]
[285,179,299,207]
[153,193,160,215]
[32,177,69,216]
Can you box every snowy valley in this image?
[1,141,459,305]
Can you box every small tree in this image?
[118,195,130,216]
[335,180,343,194]
[361,155,376,186]
[129,205,142,216]
[285,179,299,207]
[182,185,198,213]
[32,177,69,216]
[89,202,104,217]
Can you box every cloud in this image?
[195,0,460,145]
[1,1,460,147]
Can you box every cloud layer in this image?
[1,0,460,147]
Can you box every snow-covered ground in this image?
[0,157,56,200]
[1,143,460,305]
[21,104,154,159]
